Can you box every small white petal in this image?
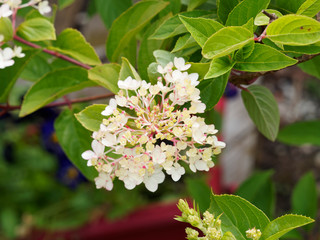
[81,150,95,160]
[92,140,104,156]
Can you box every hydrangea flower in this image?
[82,57,226,192]
[0,46,25,69]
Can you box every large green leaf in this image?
[292,172,318,220]
[88,63,120,94]
[150,10,212,40]
[75,104,107,132]
[205,56,235,79]
[0,17,13,42]
[241,85,280,141]
[179,16,223,47]
[221,232,237,240]
[270,0,305,14]
[236,171,275,218]
[226,0,270,26]
[138,16,168,80]
[0,50,39,102]
[217,0,240,24]
[49,28,100,65]
[20,67,95,117]
[277,121,320,146]
[296,0,320,17]
[261,215,314,240]
[202,26,253,59]
[234,44,297,72]
[95,0,132,29]
[209,194,270,240]
[17,18,56,41]
[20,53,52,82]
[106,1,168,62]
[198,72,229,110]
[55,109,98,181]
[266,14,320,46]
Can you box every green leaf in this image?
[58,0,75,9]
[277,121,320,146]
[159,0,181,17]
[209,194,270,240]
[292,172,318,219]
[17,18,56,41]
[20,53,52,82]
[75,104,107,131]
[187,0,207,11]
[221,232,237,240]
[49,28,100,65]
[266,14,320,46]
[0,208,18,239]
[138,15,169,80]
[185,178,211,213]
[217,0,240,24]
[236,170,275,218]
[20,67,95,117]
[234,40,255,61]
[283,42,320,54]
[241,85,280,141]
[147,62,161,84]
[188,62,210,80]
[202,26,253,59]
[226,0,270,26]
[296,0,320,17]
[234,44,297,72]
[205,56,235,79]
[254,9,283,26]
[172,34,198,52]
[179,16,223,47]
[106,1,168,62]
[198,72,229,110]
[0,50,39,102]
[0,17,13,42]
[150,10,213,40]
[270,0,305,14]
[55,109,98,181]
[88,63,121,94]
[95,0,132,29]
[261,214,314,240]
[119,57,141,80]
[153,50,176,66]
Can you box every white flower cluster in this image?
[0,45,24,68]
[0,0,51,68]
[82,57,226,192]
[246,227,262,240]
[0,0,51,18]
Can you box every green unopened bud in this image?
[186,227,199,240]
[177,199,190,213]
[203,211,215,227]
[187,215,202,227]
[206,227,222,240]
[246,227,262,240]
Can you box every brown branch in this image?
[229,53,320,86]
[0,93,115,115]
[13,35,92,70]
[262,10,278,21]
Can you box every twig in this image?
[0,93,115,114]
[13,35,92,70]
[261,10,278,21]
[229,53,320,86]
